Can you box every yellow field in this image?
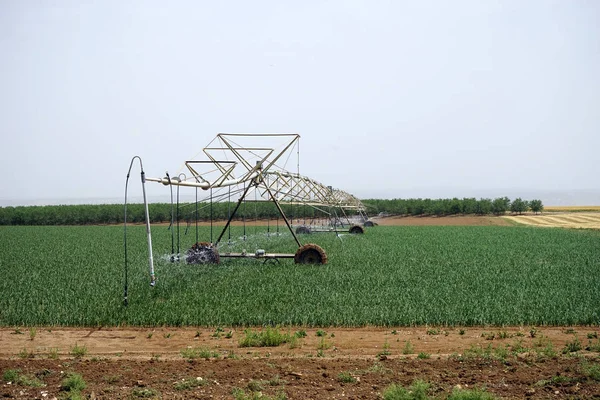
[543,206,600,212]
[503,212,600,229]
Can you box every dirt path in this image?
[371,215,512,226]
[1,326,599,399]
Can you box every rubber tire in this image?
[363,221,375,227]
[349,225,364,234]
[187,242,220,264]
[295,226,311,234]
[294,243,327,265]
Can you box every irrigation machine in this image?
[124,133,370,294]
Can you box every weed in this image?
[294,330,307,338]
[391,330,398,335]
[459,329,465,335]
[316,330,326,337]
[581,361,600,381]
[47,348,59,359]
[18,348,34,359]
[239,327,293,348]
[317,337,332,350]
[565,328,576,334]
[147,332,153,339]
[180,347,220,360]
[70,343,87,358]
[562,337,582,353]
[247,379,264,392]
[532,336,556,358]
[316,349,325,357]
[337,372,357,383]
[448,387,497,399]
[227,350,239,359]
[2,369,44,387]
[16,374,44,388]
[402,341,414,355]
[11,328,23,335]
[493,345,510,360]
[225,330,234,339]
[587,332,598,339]
[194,330,201,338]
[268,374,285,386]
[535,375,575,387]
[382,379,430,400]
[377,340,391,357]
[365,362,392,375]
[498,331,511,339]
[61,372,86,392]
[163,333,172,339]
[529,327,537,338]
[462,344,494,360]
[2,369,21,382]
[417,352,430,359]
[586,339,600,352]
[426,328,439,335]
[212,327,224,338]
[29,327,37,340]
[174,376,209,390]
[510,339,528,354]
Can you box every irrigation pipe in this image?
[123,156,155,307]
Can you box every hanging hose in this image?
[176,174,185,260]
[195,187,199,244]
[166,172,175,262]
[123,156,155,307]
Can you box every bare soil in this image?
[371,215,513,227]
[1,326,599,399]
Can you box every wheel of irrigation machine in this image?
[295,226,312,234]
[363,220,376,227]
[186,242,220,264]
[294,243,327,265]
[349,225,364,234]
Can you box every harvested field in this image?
[503,212,600,229]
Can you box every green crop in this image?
[0,225,599,326]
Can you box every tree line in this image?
[0,197,543,225]
[0,202,335,226]
[362,197,543,217]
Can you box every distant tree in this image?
[448,198,462,215]
[510,198,528,215]
[461,198,478,215]
[530,199,544,214]
[491,197,510,215]
[475,198,492,215]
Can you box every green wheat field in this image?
[0,225,598,326]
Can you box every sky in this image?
[1,0,599,206]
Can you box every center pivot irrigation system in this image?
[124,133,369,295]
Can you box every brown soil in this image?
[1,326,599,399]
[372,215,513,227]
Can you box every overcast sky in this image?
[1,0,598,206]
